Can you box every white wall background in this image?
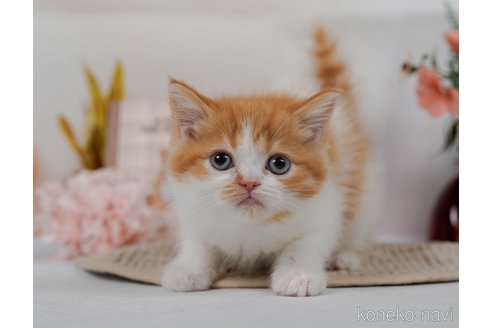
[34,0,458,242]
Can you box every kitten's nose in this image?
[240,180,260,193]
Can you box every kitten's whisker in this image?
[277,199,316,219]
[186,200,220,220]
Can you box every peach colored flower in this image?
[445,30,459,53]
[417,67,459,117]
[417,67,448,116]
[445,87,459,117]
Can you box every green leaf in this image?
[431,51,438,70]
[419,53,429,66]
[446,53,459,89]
[443,119,459,152]
[445,2,459,29]
[108,61,125,102]
[57,115,91,168]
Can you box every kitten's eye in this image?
[267,155,291,175]
[210,152,233,171]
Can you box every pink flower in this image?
[417,67,459,117]
[446,87,459,117]
[34,168,153,259]
[444,30,459,53]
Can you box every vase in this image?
[430,176,459,241]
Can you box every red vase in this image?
[430,176,459,241]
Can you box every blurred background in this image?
[34,0,458,244]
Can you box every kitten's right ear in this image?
[168,79,212,139]
[294,90,338,142]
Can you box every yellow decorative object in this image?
[58,62,125,169]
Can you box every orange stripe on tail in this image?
[313,27,351,94]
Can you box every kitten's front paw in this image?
[271,270,326,297]
[162,261,213,292]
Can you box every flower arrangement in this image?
[402,6,459,152]
[34,169,152,259]
[34,63,175,258]
[58,62,124,169]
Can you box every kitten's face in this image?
[168,80,338,218]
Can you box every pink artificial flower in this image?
[34,169,154,259]
[444,30,459,53]
[417,67,459,117]
[445,87,459,117]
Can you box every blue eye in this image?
[210,152,233,170]
[267,155,291,175]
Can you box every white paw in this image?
[161,261,213,292]
[335,250,362,270]
[271,270,326,297]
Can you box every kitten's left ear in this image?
[295,90,338,142]
[168,79,213,139]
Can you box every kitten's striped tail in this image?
[313,27,352,94]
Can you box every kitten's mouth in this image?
[237,196,263,208]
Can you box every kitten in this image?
[161,28,375,296]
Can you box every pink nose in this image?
[240,180,260,193]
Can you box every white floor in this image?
[34,258,458,328]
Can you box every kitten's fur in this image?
[161,28,375,296]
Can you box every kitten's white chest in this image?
[194,208,306,258]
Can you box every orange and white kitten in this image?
[162,29,374,296]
